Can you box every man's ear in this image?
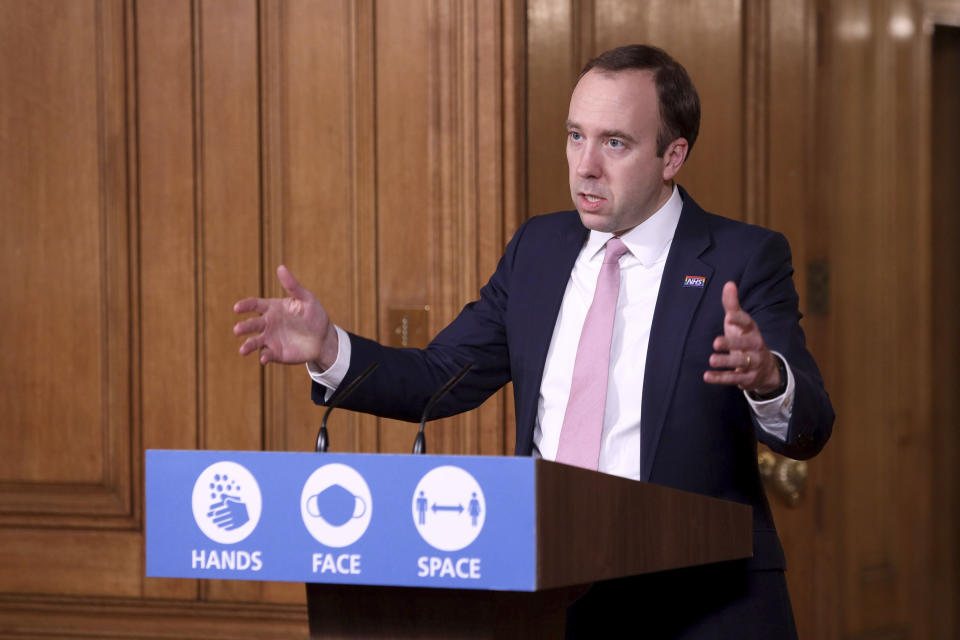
[661,138,689,181]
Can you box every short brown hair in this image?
[579,45,700,158]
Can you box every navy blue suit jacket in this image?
[315,187,833,574]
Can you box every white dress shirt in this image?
[310,186,795,479]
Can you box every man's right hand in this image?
[232,265,338,369]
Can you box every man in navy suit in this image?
[235,44,833,638]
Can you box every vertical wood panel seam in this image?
[743,0,770,228]
[347,0,359,451]
[255,0,266,452]
[348,0,379,452]
[191,0,206,453]
[95,0,111,488]
[123,0,142,522]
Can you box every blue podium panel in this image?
[146,450,537,591]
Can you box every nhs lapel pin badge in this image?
[683,275,707,288]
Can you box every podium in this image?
[146,450,751,638]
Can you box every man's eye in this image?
[569,131,582,141]
[608,138,623,148]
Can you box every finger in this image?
[238,336,264,356]
[708,352,753,371]
[233,297,267,314]
[713,334,763,353]
[703,369,756,387]
[277,264,309,301]
[723,308,756,332]
[259,346,276,365]
[233,316,266,337]
[721,281,741,314]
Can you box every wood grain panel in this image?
[930,21,960,640]
[374,0,433,454]
[823,0,935,637]
[0,597,306,639]
[762,2,841,638]
[137,0,201,601]
[259,0,374,459]
[0,528,141,598]
[0,0,133,525]
[526,0,577,216]
[196,0,263,605]
[196,0,262,453]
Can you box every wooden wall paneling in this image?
[825,3,886,635]
[430,0,483,456]
[823,0,934,637]
[374,0,433,454]
[929,15,960,640]
[0,0,134,526]
[430,0,474,456]
[196,0,264,605]
[887,3,935,640]
[345,0,381,457]
[526,0,579,217]
[0,0,145,616]
[762,2,843,639]
[137,0,201,601]
[0,599,306,640]
[259,0,376,464]
[743,0,770,230]
[473,0,516,457]
[0,529,141,599]
[197,0,262,452]
[501,0,527,454]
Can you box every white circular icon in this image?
[191,461,262,544]
[300,463,373,548]
[412,466,486,551]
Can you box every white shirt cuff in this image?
[745,351,795,442]
[305,325,352,402]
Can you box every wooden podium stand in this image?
[305,459,751,638]
[144,450,750,638]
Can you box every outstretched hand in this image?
[703,281,781,394]
[233,265,338,368]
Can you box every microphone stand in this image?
[315,362,379,453]
[413,362,472,454]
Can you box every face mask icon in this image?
[305,483,366,526]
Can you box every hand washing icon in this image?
[305,484,366,526]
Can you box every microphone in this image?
[413,362,472,454]
[315,362,379,453]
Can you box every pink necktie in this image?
[555,237,629,470]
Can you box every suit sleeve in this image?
[310,219,531,422]
[736,231,834,459]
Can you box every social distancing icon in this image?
[411,466,485,551]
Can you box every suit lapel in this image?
[640,191,713,481]
[513,214,588,450]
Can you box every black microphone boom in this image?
[315,362,379,453]
[413,362,472,454]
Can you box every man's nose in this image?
[576,144,602,179]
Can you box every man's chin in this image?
[577,210,619,233]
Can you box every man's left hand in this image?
[703,281,781,394]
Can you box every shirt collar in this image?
[583,185,683,266]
